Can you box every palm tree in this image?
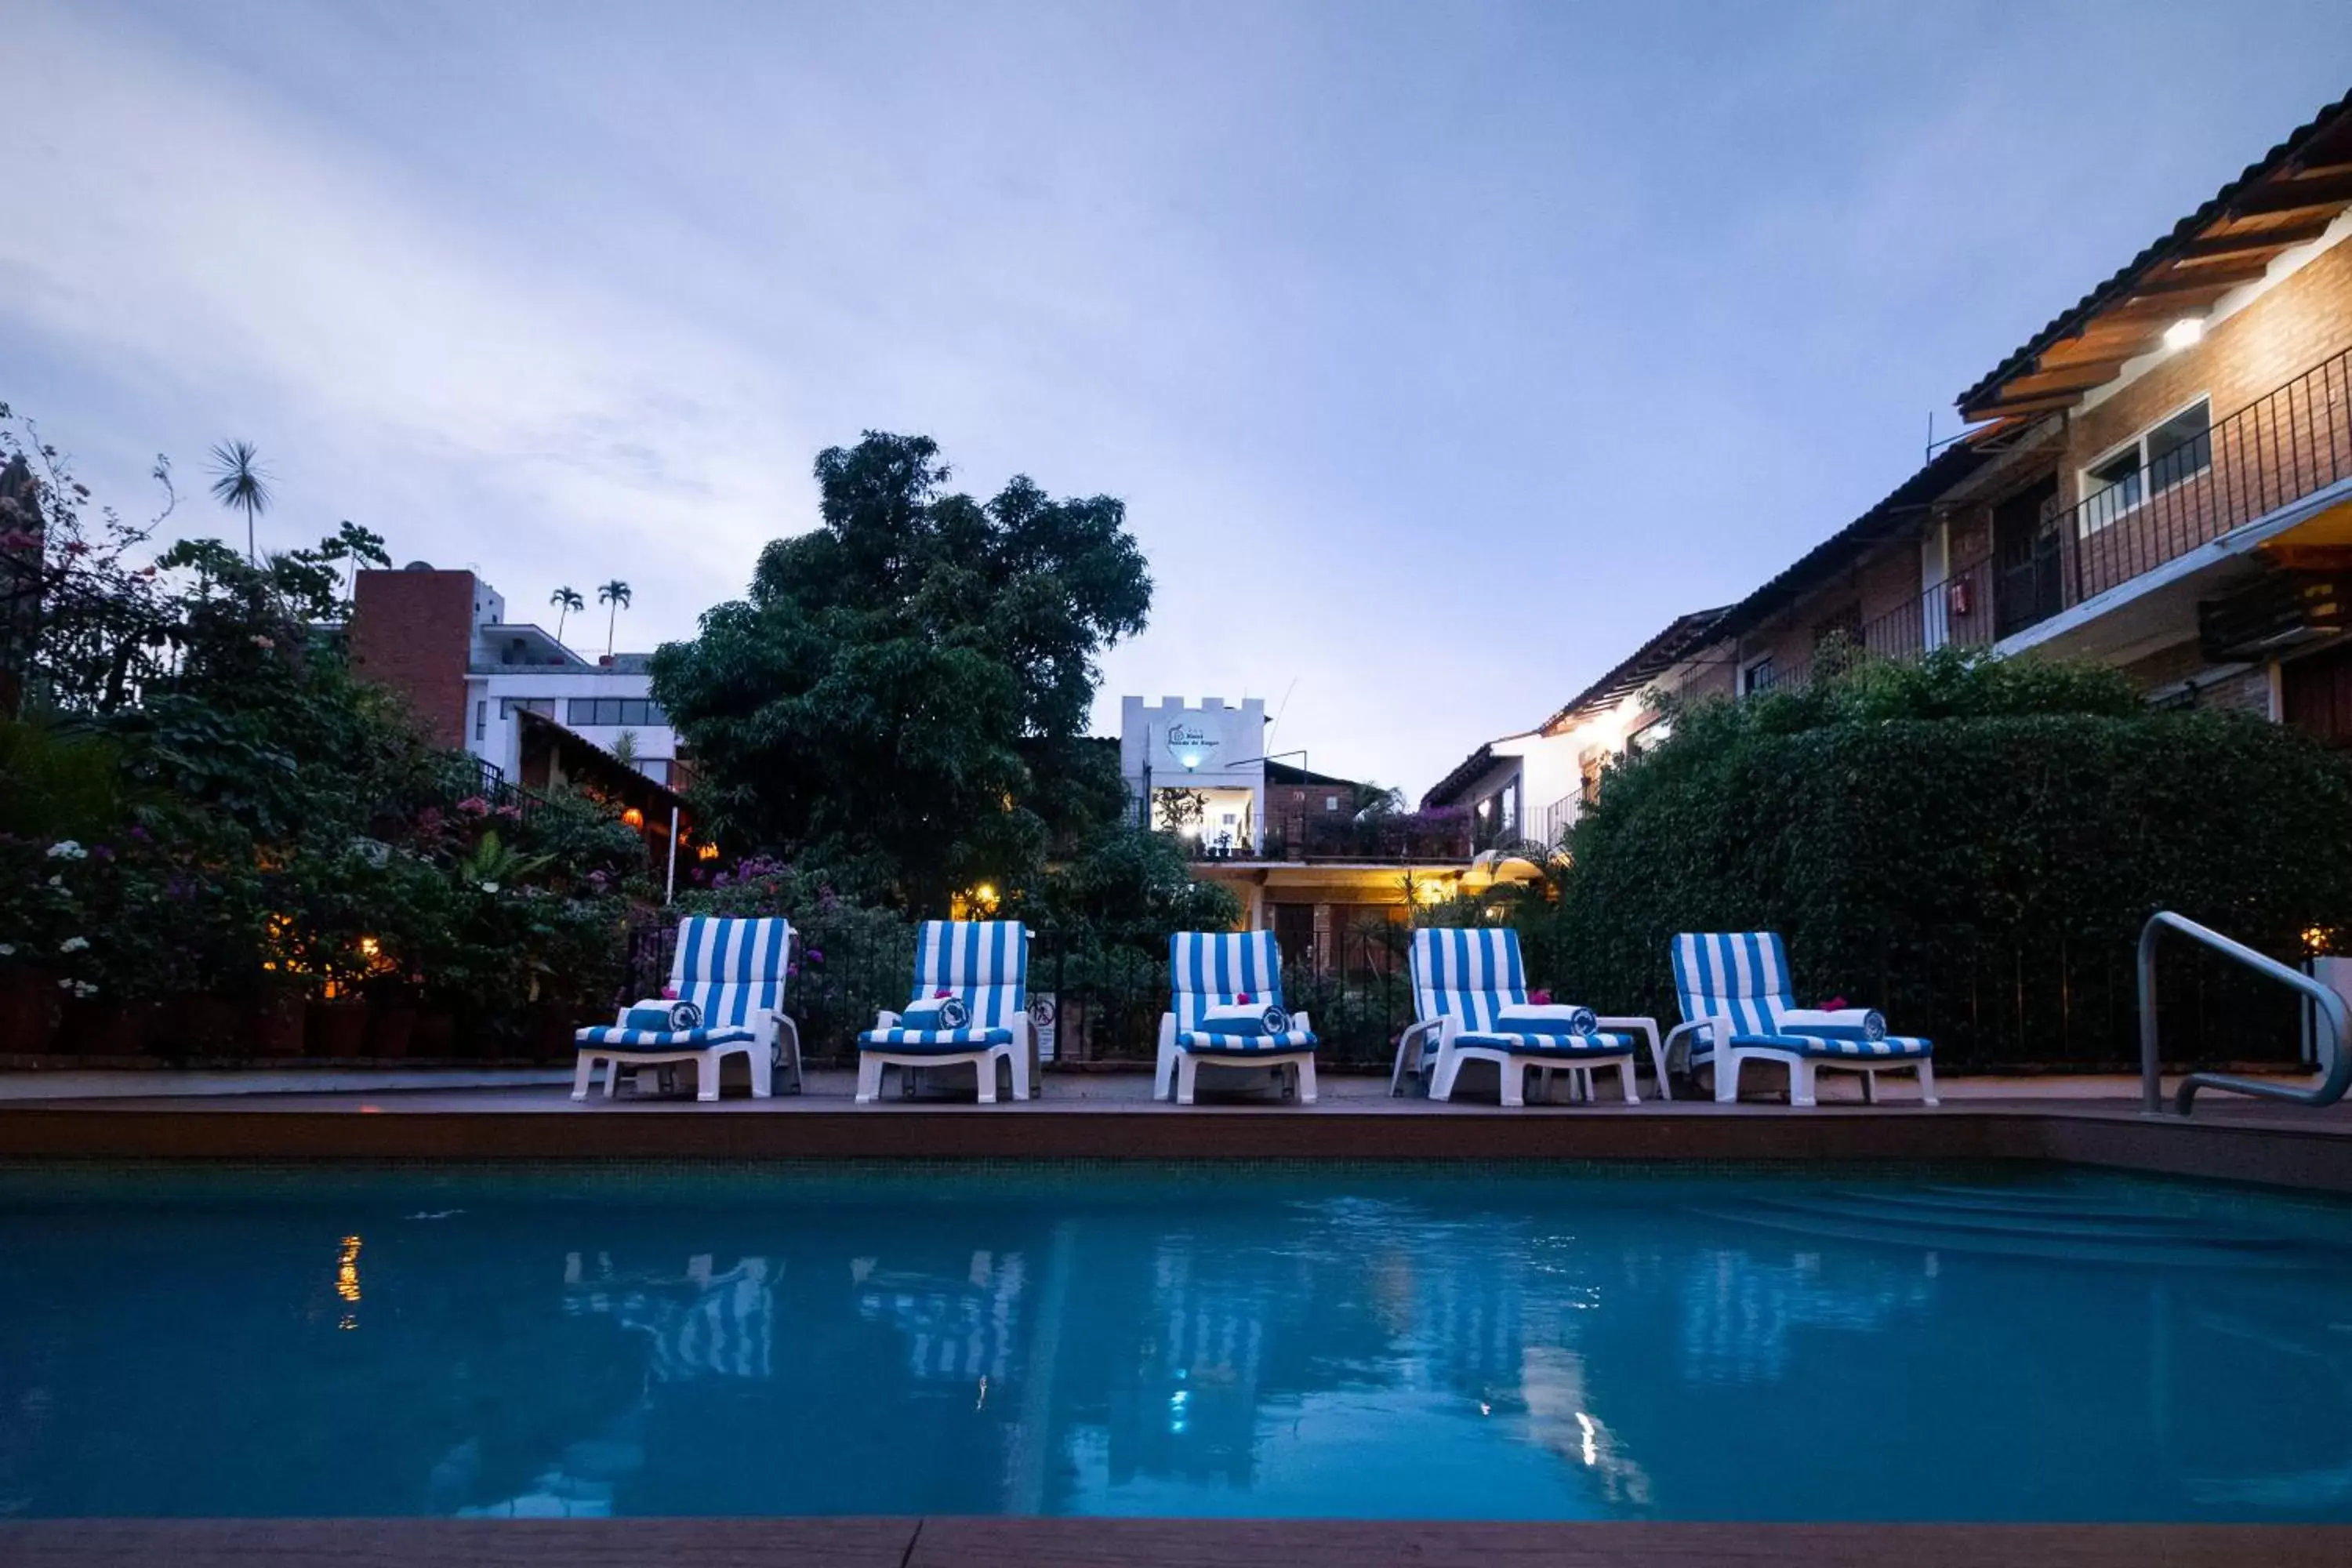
[206,440,274,562]
[597,579,632,657]
[550,586,584,645]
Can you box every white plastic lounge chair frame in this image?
[1387,927,1662,1105]
[1153,930,1319,1105]
[857,920,1033,1104]
[1668,931,1937,1107]
[572,916,800,1102]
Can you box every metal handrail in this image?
[2138,911,2352,1116]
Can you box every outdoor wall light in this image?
[2164,318,2203,351]
[622,808,644,827]
[1181,753,1200,769]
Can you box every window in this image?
[565,697,668,727]
[499,697,554,720]
[2080,397,2211,535]
[1741,655,1776,695]
[473,700,485,741]
[1323,794,1339,812]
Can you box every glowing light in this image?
[358,936,379,959]
[2163,318,2203,351]
[2306,925,2330,955]
[696,842,720,862]
[1180,753,1201,770]
[621,807,645,828]
[974,883,999,909]
[1414,878,1449,906]
[336,1235,362,1306]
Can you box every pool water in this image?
[2,1161,2350,1521]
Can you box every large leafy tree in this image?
[652,431,1150,907]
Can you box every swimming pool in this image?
[1,1160,2347,1521]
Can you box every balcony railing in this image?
[1849,344,2352,668]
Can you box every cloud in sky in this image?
[5,0,2349,790]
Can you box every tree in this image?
[206,440,272,563]
[652,430,1150,907]
[597,579,631,656]
[550,586,584,644]
[321,521,389,604]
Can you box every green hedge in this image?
[1548,652,2352,1069]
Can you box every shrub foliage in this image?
[1551,651,2352,1067]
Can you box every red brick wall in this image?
[2066,234,2352,498]
[349,570,476,750]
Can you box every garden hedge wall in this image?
[1551,654,2352,1069]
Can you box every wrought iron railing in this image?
[1846,345,2352,670]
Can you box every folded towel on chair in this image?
[1495,1004,1600,1035]
[898,993,971,1031]
[1200,1000,1291,1036]
[623,1000,703,1033]
[1777,1007,1886,1040]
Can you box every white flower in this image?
[479,881,500,894]
[68,979,98,998]
[45,875,62,888]
[45,840,86,861]
[0,943,14,958]
[58,936,89,954]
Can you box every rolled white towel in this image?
[1778,1007,1886,1041]
[1494,1003,1601,1036]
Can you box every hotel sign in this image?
[1165,721,1218,770]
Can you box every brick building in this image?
[1436,89,2352,796]
[350,564,686,788]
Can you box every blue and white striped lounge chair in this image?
[1668,931,1937,1107]
[1388,927,1660,1105]
[856,920,1033,1104]
[1154,930,1318,1105]
[572,915,800,1102]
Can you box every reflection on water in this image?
[2,1165,2350,1519]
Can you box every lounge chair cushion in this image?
[1454,1029,1635,1056]
[858,1025,1016,1053]
[577,1024,757,1051]
[1730,1031,1931,1060]
[1178,1026,1319,1054]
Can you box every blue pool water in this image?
[2,1160,2350,1521]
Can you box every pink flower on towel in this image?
[662,985,678,1000]
[1236,992,1253,1004]
[1529,989,1551,1006]
[935,989,953,998]
[1823,996,1848,1011]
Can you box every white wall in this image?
[1120,695,1269,835]
[465,666,679,784]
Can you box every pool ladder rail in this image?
[2139,910,2352,1117]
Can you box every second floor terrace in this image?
[1747,342,2352,696]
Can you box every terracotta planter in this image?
[306,999,371,1060]
[0,970,62,1056]
[252,982,307,1058]
[60,998,158,1058]
[363,1000,416,1060]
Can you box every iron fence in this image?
[622,914,2317,1075]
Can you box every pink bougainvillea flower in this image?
[1529,989,1552,1006]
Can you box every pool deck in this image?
[5,1065,2352,1192]
[7,1068,2352,1566]
[6,1516,2352,1568]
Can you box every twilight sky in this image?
[5,2,2349,795]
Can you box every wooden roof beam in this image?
[2000,359,2140,397]
[1967,390,2095,419]
[2131,256,2277,292]
[2227,167,2352,218]
[2172,215,2336,259]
